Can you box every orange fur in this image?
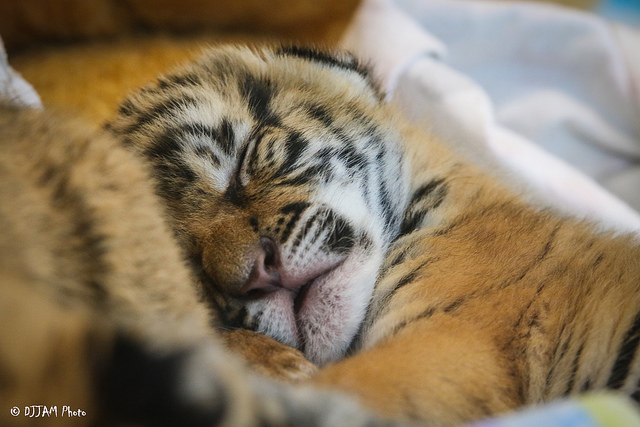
[311,119,640,425]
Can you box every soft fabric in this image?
[470,393,640,427]
[0,39,40,108]
[342,0,640,233]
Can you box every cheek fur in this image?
[298,246,384,365]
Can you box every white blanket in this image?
[341,0,640,233]
[0,39,41,108]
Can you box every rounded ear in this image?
[275,45,384,100]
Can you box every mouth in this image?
[293,279,314,315]
[292,259,344,318]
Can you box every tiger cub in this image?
[0,103,396,427]
[107,45,640,426]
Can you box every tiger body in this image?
[106,45,640,426]
[316,143,640,423]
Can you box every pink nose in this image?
[240,237,282,298]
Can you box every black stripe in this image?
[593,252,605,268]
[280,202,311,215]
[387,258,438,299]
[376,144,398,231]
[157,78,172,89]
[336,144,366,174]
[277,46,361,75]
[276,165,324,187]
[399,178,448,236]
[389,307,436,337]
[245,131,264,177]
[324,212,355,255]
[387,250,407,270]
[145,128,184,161]
[443,298,465,313]
[432,223,455,237]
[181,122,216,143]
[632,379,640,402]
[538,224,560,262]
[125,96,198,134]
[317,146,335,163]
[167,72,202,87]
[147,126,200,188]
[193,146,221,167]
[498,224,561,290]
[579,378,592,393]
[277,131,308,176]
[607,311,640,389]
[46,165,109,300]
[145,127,200,201]
[307,104,333,128]
[167,121,235,157]
[410,179,446,204]
[565,342,585,395]
[544,324,571,393]
[379,187,395,228]
[279,202,310,244]
[118,99,138,116]
[218,119,236,156]
[290,210,321,254]
[151,162,198,202]
[391,270,419,294]
[276,45,383,99]
[241,74,279,126]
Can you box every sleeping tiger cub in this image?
[107,44,640,426]
[0,103,396,426]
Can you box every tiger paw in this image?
[219,329,318,382]
[101,332,230,426]
[98,329,387,427]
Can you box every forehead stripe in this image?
[125,95,198,134]
[276,131,308,176]
[241,74,278,126]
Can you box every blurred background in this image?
[1,0,639,226]
[1,0,359,123]
[0,0,636,124]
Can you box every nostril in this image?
[239,237,282,299]
[260,236,279,269]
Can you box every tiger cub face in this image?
[108,46,409,365]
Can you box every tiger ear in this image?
[275,45,385,100]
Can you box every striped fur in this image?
[108,45,409,365]
[108,45,640,426]
[0,104,395,426]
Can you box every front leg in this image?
[311,315,521,426]
[220,329,318,382]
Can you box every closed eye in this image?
[224,133,258,204]
[237,130,263,187]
